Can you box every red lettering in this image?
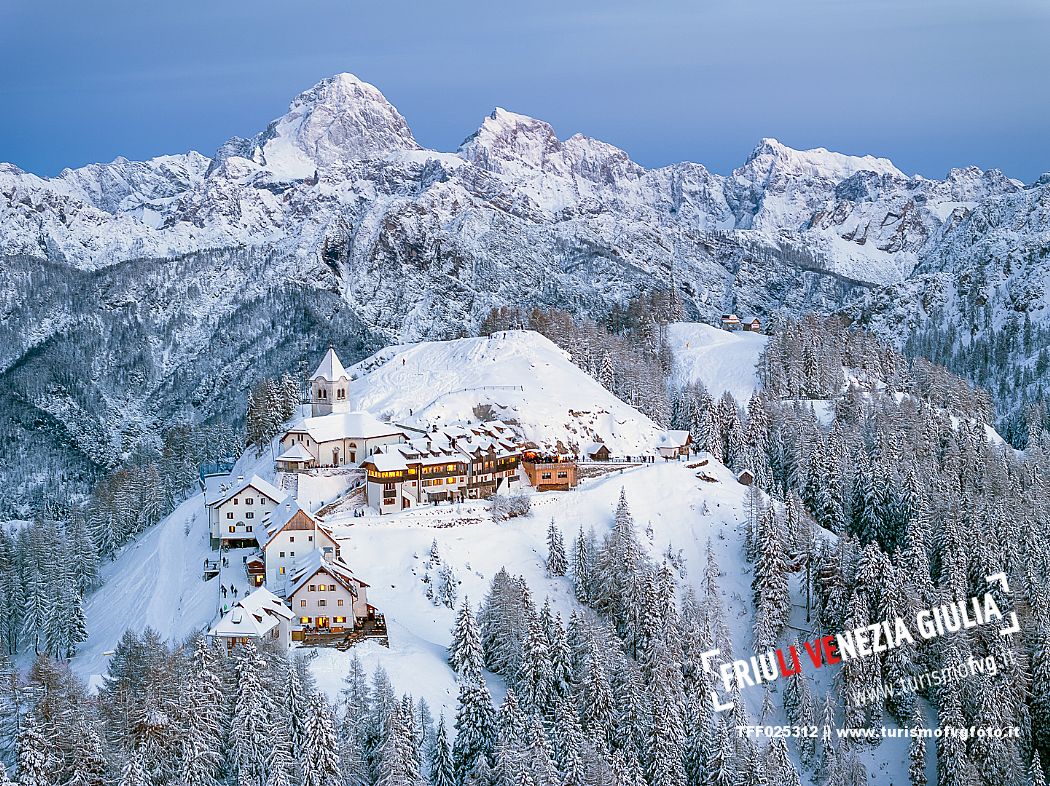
[823,636,841,665]
[776,646,801,678]
[803,639,825,668]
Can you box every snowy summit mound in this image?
[665,322,768,403]
[348,330,664,455]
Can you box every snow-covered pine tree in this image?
[908,706,927,786]
[229,643,271,786]
[751,506,790,651]
[118,744,147,786]
[302,692,340,786]
[436,563,458,610]
[452,677,497,782]
[429,715,455,786]
[181,638,227,786]
[545,520,567,577]
[515,617,552,714]
[376,704,422,786]
[580,643,614,753]
[571,527,597,605]
[448,598,484,682]
[17,712,53,786]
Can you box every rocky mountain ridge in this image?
[1,72,1047,513]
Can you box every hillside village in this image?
[203,343,701,652]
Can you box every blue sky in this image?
[2,0,1048,181]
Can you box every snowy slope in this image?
[666,322,768,402]
[346,330,665,455]
[73,443,282,681]
[314,458,754,721]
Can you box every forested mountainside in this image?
[2,72,1048,515]
[5,317,1050,786]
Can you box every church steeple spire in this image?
[309,346,350,416]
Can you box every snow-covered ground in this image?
[666,322,768,402]
[312,457,752,717]
[347,330,665,455]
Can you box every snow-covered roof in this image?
[258,500,316,548]
[285,411,408,444]
[209,586,292,639]
[276,443,314,462]
[365,449,409,472]
[656,430,692,449]
[582,441,608,456]
[206,474,287,508]
[311,346,349,382]
[288,551,366,599]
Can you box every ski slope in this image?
[666,322,768,403]
[347,330,664,455]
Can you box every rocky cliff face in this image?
[1,72,1046,512]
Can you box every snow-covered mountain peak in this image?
[458,107,563,174]
[738,137,905,184]
[219,72,421,181]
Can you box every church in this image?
[275,347,410,469]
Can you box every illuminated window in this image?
[300,616,310,624]
[279,567,286,575]
[228,526,235,533]
[334,616,346,624]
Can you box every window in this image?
[279,567,286,575]
[245,512,254,519]
[290,551,295,557]
[289,536,295,542]
[300,600,307,608]
[318,599,327,608]
[279,551,285,558]
[541,472,552,480]
[446,477,455,485]
[337,599,344,607]
[246,497,254,506]
[229,526,235,534]
[329,585,336,592]
[300,616,310,624]
[308,535,313,542]
[557,472,568,479]
[334,616,346,624]
[227,512,234,519]
[309,584,316,592]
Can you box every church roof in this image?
[311,347,349,382]
[286,411,408,444]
